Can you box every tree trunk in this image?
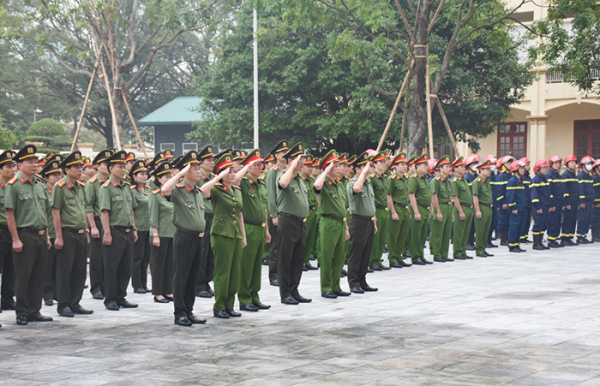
[111,87,125,149]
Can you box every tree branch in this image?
[360,56,396,101]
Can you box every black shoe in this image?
[578,237,591,244]
[402,253,412,258]
[105,301,119,311]
[476,253,488,258]
[225,309,241,317]
[333,290,351,297]
[341,269,348,276]
[293,294,312,303]
[413,260,426,266]
[195,290,213,298]
[522,238,531,244]
[466,244,475,251]
[240,303,259,312]
[487,242,498,248]
[188,314,207,324]
[400,260,412,267]
[321,291,337,299]
[270,279,279,287]
[509,247,523,253]
[16,316,27,325]
[484,251,494,257]
[351,286,365,294]
[454,255,467,260]
[305,263,318,270]
[175,316,192,326]
[433,257,446,263]
[144,286,152,293]
[134,287,146,294]
[154,296,169,303]
[421,258,433,265]
[370,264,382,271]
[533,244,544,250]
[464,255,473,259]
[164,295,174,302]
[302,265,308,271]
[72,305,93,315]
[548,241,560,248]
[92,291,104,300]
[378,264,391,271]
[390,262,403,268]
[59,306,74,317]
[253,301,271,310]
[117,300,138,308]
[362,285,378,292]
[281,296,299,305]
[309,255,316,261]
[1,301,16,310]
[516,246,527,252]
[262,258,268,266]
[367,267,375,273]
[213,309,230,318]
[28,314,53,322]
[45,299,54,306]
[444,257,454,262]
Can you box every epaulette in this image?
[176,183,184,188]
[89,177,97,183]
[273,166,279,171]
[102,180,111,188]
[233,185,241,190]
[131,185,137,190]
[57,180,66,187]
[436,177,441,180]
[150,176,155,182]
[478,178,483,182]
[215,182,223,186]
[259,175,266,180]
[8,175,18,185]
[351,177,357,181]
[78,181,86,187]
[242,176,248,180]
[123,180,131,185]
[152,189,161,195]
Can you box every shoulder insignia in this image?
[152,189,161,195]
[57,180,66,187]
[0,182,4,189]
[131,185,137,190]
[249,179,254,184]
[201,175,206,180]
[67,183,73,189]
[123,180,131,185]
[176,183,184,188]
[20,177,25,184]
[78,181,86,187]
[112,182,117,187]
[215,182,223,186]
[150,176,155,182]
[102,180,111,188]
[89,177,97,183]
[98,178,103,184]
[259,175,266,180]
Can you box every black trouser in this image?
[268,217,279,281]
[277,215,306,299]
[43,239,57,302]
[151,237,173,296]
[173,229,203,318]
[89,217,104,294]
[103,228,134,305]
[13,230,47,319]
[0,226,15,307]
[347,216,375,288]
[196,214,214,292]
[132,231,151,290]
[56,231,87,312]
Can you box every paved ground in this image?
[2,241,600,385]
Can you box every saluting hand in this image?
[512,210,518,215]
[217,168,229,181]
[179,164,191,176]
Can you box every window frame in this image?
[496,122,528,159]
[160,143,175,152]
[573,120,600,159]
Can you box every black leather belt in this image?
[321,214,344,222]
[245,220,266,227]
[110,226,133,233]
[417,203,430,210]
[18,227,46,236]
[393,202,409,209]
[375,205,387,211]
[63,227,86,234]
[459,202,473,208]
[481,203,493,208]
[352,214,375,221]
[279,212,307,222]
[439,202,452,205]
[176,226,204,237]
[205,213,214,219]
[0,224,8,231]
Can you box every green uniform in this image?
[259,172,269,261]
[0,179,15,308]
[339,175,350,265]
[302,174,318,266]
[408,173,431,262]
[85,173,106,295]
[171,179,205,318]
[266,165,284,282]
[210,183,243,311]
[386,172,410,264]
[99,176,136,306]
[146,176,158,191]
[276,170,308,299]
[5,172,49,319]
[195,171,215,293]
[472,176,493,254]
[368,171,389,266]
[52,177,87,312]
[347,176,376,288]
[43,182,57,303]
[131,185,151,291]
[317,175,347,294]
[430,175,453,259]
[451,176,474,258]
[149,188,174,297]
[239,175,267,307]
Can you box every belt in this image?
[279,212,307,222]
[18,227,46,236]
[204,213,214,219]
[417,203,430,210]
[245,220,266,227]
[110,226,133,233]
[176,226,204,237]
[352,214,375,221]
[482,203,493,208]
[0,224,8,231]
[393,202,409,209]
[375,205,388,211]
[439,201,452,205]
[321,214,344,222]
[459,202,473,208]
[63,227,86,234]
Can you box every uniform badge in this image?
[112,182,117,187]
[67,183,72,189]
[20,178,25,184]
[47,188,51,194]
[186,186,191,192]
[0,182,4,189]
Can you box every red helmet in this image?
[484,154,497,163]
[428,159,437,173]
[510,160,525,173]
[564,155,577,164]
[580,156,594,166]
[548,155,562,164]
[499,155,515,165]
[594,159,600,169]
[465,154,482,166]
[533,160,549,174]
[520,157,530,164]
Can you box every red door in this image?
[497,122,527,159]
[574,120,600,159]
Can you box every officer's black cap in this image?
[107,150,127,164]
[270,140,289,157]
[214,149,232,160]
[175,150,199,170]
[40,159,61,176]
[283,143,304,160]
[198,145,215,159]
[0,150,16,166]
[14,145,38,163]
[153,161,173,177]
[59,151,83,169]
[350,152,370,168]
[93,149,113,165]
[170,155,183,169]
[147,152,166,170]
[130,160,147,175]
[232,149,247,162]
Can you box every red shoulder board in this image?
[0,182,4,189]
[186,185,191,192]
[152,189,160,195]
[215,182,223,186]
[89,177,97,183]
[112,182,117,187]
[102,180,110,188]
[57,180,66,187]
[78,181,86,187]
[131,185,137,190]
[259,175,265,180]
[8,176,17,185]
[20,177,25,184]
[176,183,184,188]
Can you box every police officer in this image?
[450,157,473,260]
[561,155,579,246]
[530,160,552,250]
[577,156,594,243]
[124,152,136,184]
[40,159,61,307]
[430,156,453,263]
[368,151,390,271]
[347,153,377,293]
[463,154,481,251]
[314,150,350,299]
[195,145,216,298]
[484,155,499,249]
[472,160,494,257]
[145,152,166,191]
[520,157,532,244]
[99,150,139,311]
[161,150,207,326]
[130,160,152,294]
[507,160,527,253]
[148,162,175,304]
[592,160,600,242]
[496,156,515,246]
[85,149,113,300]
[234,150,272,312]
[277,143,311,305]
[5,144,54,325]
[546,156,564,248]
[0,150,16,313]
[386,153,410,268]
[408,154,432,265]
[232,149,247,173]
[301,154,318,271]
[52,151,93,317]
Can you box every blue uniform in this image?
[520,172,532,241]
[489,171,498,242]
[546,168,563,242]
[464,171,478,246]
[592,173,600,235]
[576,170,594,240]
[507,175,526,248]
[530,173,551,236]
[561,169,579,241]
[496,170,511,231]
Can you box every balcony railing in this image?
[546,68,600,83]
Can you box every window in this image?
[497,122,527,159]
[160,143,175,152]
[182,143,198,153]
[574,120,600,159]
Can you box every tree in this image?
[0,114,18,149]
[530,0,600,94]
[24,118,71,154]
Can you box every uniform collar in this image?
[108,176,125,187]
[324,175,337,185]
[17,171,35,185]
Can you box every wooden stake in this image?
[425,46,434,157]
[398,76,411,152]
[433,96,459,157]
[376,70,411,152]
[121,91,148,158]
[71,61,99,152]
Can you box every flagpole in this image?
[253,6,259,149]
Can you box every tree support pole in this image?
[376,70,411,152]
[433,96,459,157]
[425,45,434,157]
[398,77,411,152]
[70,60,99,152]
[120,90,148,158]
